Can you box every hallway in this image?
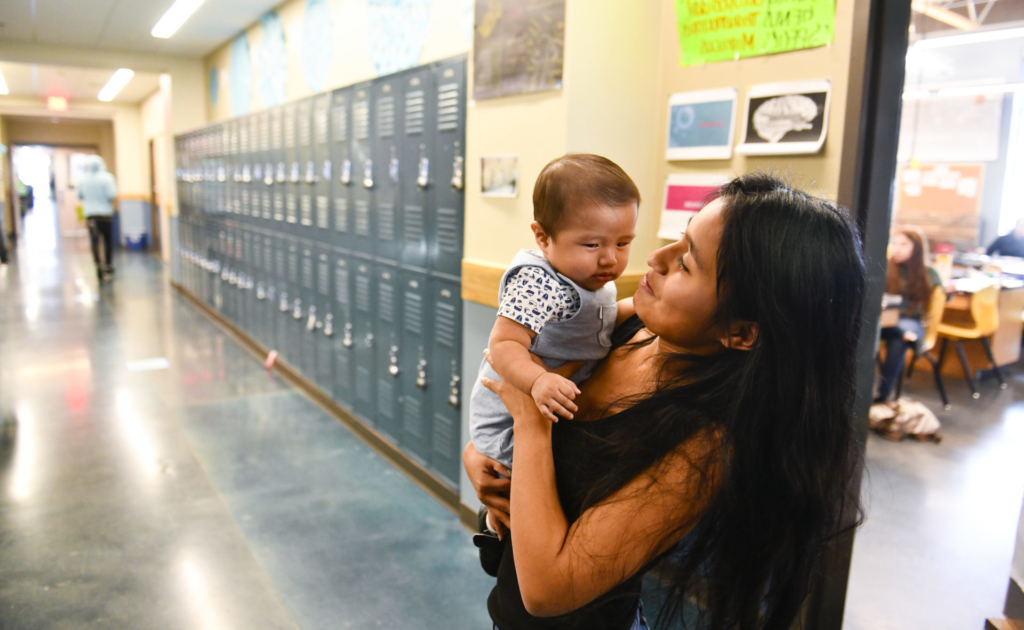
[0,202,493,629]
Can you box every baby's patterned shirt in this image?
[496,266,581,333]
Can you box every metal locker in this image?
[238,229,251,334]
[285,239,303,369]
[221,124,231,215]
[285,102,300,235]
[428,278,463,486]
[298,245,318,378]
[332,253,355,408]
[350,84,375,257]
[257,111,272,224]
[399,67,436,271]
[244,229,258,336]
[230,120,241,216]
[330,87,354,251]
[398,270,433,462]
[373,263,402,441]
[312,94,333,243]
[213,227,225,312]
[297,97,315,238]
[277,104,293,232]
[429,58,467,279]
[372,77,403,263]
[261,235,277,350]
[274,235,291,356]
[251,232,266,344]
[313,247,334,392]
[351,257,377,424]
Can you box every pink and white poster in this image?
[658,174,730,240]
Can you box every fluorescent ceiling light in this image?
[914,26,1024,49]
[0,69,8,95]
[151,0,206,39]
[97,69,134,102]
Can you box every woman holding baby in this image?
[464,163,866,630]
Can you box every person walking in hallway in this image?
[78,156,118,281]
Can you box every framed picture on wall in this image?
[665,88,737,161]
[737,79,831,156]
[481,155,519,198]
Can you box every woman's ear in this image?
[718,320,758,351]
[531,221,551,249]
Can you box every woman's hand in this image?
[462,441,512,532]
[482,350,583,425]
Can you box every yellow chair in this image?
[936,284,1007,399]
[897,286,950,408]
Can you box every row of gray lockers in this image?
[175,55,466,280]
[172,56,468,489]
[176,218,464,487]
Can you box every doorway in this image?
[148,139,161,255]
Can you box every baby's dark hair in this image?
[533,154,640,235]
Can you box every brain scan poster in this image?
[736,79,831,156]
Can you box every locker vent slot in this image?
[403,397,423,438]
[288,252,299,283]
[405,90,425,135]
[261,117,271,150]
[271,114,283,148]
[354,200,371,236]
[241,189,250,213]
[253,240,262,265]
[356,367,371,402]
[404,292,423,334]
[285,111,296,147]
[435,301,457,347]
[302,257,314,289]
[240,125,249,153]
[438,83,460,132]
[378,202,396,241]
[379,283,394,322]
[264,242,273,271]
[355,275,371,312]
[298,108,311,146]
[300,195,313,226]
[274,193,284,221]
[433,413,455,460]
[262,192,272,219]
[335,268,350,305]
[377,96,396,138]
[318,261,330,296]
[286,195,298,223]
[316,196,330,229]
[275,250,286,276]
[378,380,394,419]
[437,207,460,252]
[314,106,329,144]
[334,197,349,232]
[404,205,424,243]
[354,101,370,140]
[332,106,348,142]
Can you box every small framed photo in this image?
[481,155,519,198]
[666,88,737,161]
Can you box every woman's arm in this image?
[481,375,715,617]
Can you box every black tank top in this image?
[488,317,652,630]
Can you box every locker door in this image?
[350,84,375,257]
[274,236,290,354]
[284,103,299,236]
[252,232,267,345]
[313,94,333,244]
[300,246,318,378]
[262,235,277,350]
[213,227,225,312]
[352,259,377,423]
[220,124,230,215]
[330,87,354,252]
[332,254,354,408]
[399,68,435,271]
[282,239,301,367]
[241,230,254,334]
[430,58,467,280]
[260,110,274,225]
[372,77,403,264]
[429,278,463,486]
[314,248,334,392]
[241,115,254,219]
[399,271,432,462]
[272,104,287,230]
[374,264,401,441]
[230,120,241,216]
[298,97,315,240]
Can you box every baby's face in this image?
[535,203,637,292]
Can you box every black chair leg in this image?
[954,340,979,399]
[895,350,915,400]
[925,354,950,410]
[980,337,1008,390]
[938,337,949,369]
[906,354,917,379]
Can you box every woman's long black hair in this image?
[567,173,866,629]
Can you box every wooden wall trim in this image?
[461,258,644,308]
[117,193,151,202]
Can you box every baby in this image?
[469,154,639,561]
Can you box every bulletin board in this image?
[893,163,984,249]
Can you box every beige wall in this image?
[204,0,473,121]
[3,116,116,173]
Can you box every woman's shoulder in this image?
[925,265,942,289]
[610,314,647,347]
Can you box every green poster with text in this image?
[675,0,835,66]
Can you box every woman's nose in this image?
[648,245,668,272]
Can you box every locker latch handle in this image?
[264,163,275,186]
[389,155,399,184]
[388,345,400,376]
[342,323,354,347]
[322,160,332,182]
[363,159,374,189]
[280,294,290,312]
[417,157,429,189]
[323,314,334,337]
[307,306,318,332]
[451,156,464,191]
[364,333,374,348]
[341,160,352,186]
[416,359,428,389]
[293,299,303,319]
[290,162,301,184]
[305,161,316,184]
[449,374,461,408]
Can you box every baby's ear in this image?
[531,222,551,248]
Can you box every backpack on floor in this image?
[869,397,942,443]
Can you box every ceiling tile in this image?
[0,1,35,42]
[34,0,119,47]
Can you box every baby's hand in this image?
[530,372,581,422]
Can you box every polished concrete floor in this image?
[0,201,492,628]
[3,201,1024,629]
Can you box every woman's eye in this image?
[679,257,689,272]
